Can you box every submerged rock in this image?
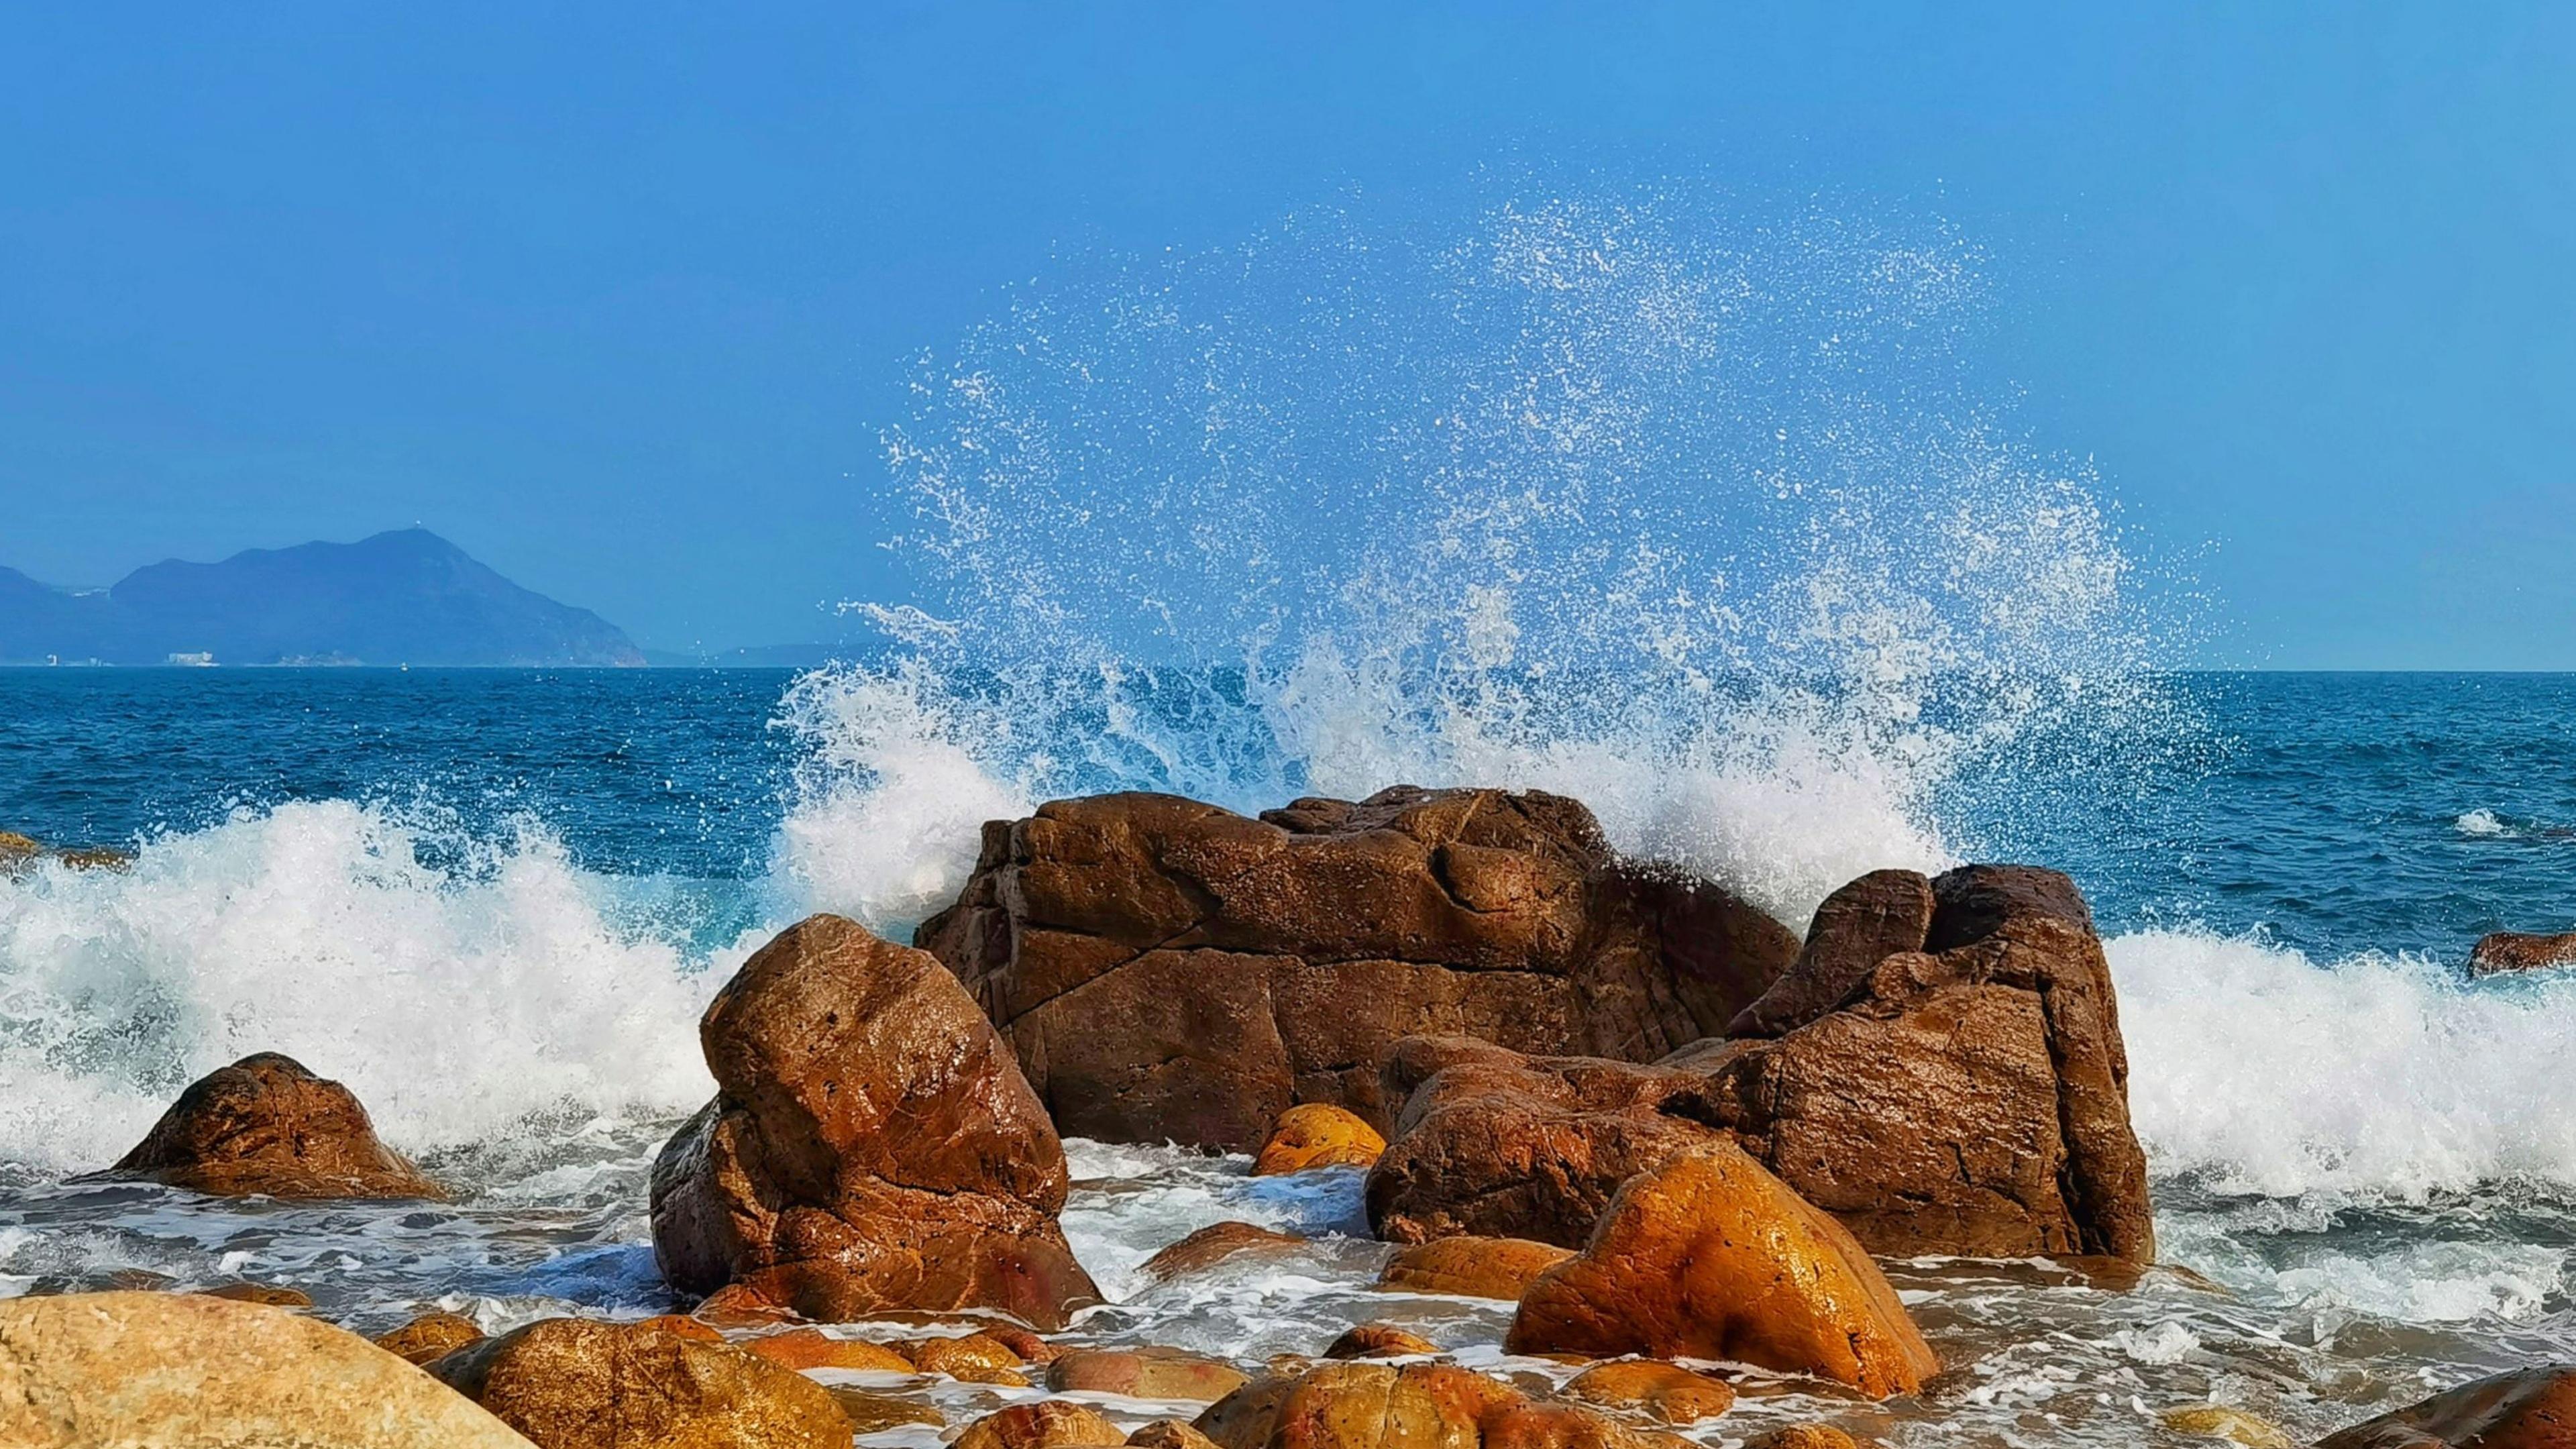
[1505,1152,1938,1399]
[2315,1364,2576,1447]
[1368,864,2156,1264]
[105,1053,445,1201]
[429,1316,849,1449]
[198,1280,313,1307]
[0,1291,532,1448]
[1142,1221,1309,1280]
[2469,930,2576,975]
[648,914,1101,1330]
[1049,1346,1252,1401]
[1562,1360,1736,1425]
[1253,1104,1386,1175]
[743,1327,913,1373]
[915,788,1797,1149]
[1375,1235,1573,1300]
[829,1387,946,1432]
[2161,1404,2290,1447]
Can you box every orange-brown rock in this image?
[1254,1105,1387,1176]
[1727,871,1935,1038]
[987,1326,1063,1363]
[429,1315,850,1448]
[1745,1430,1863,1449]
[2470,931,2576,976]
[830,1387,946,1432]
[1562,1361,1735,1425]
[1132,1420,1226,1449]
[198,1281,313,1307]
[2315,1364,2576,1447]
[1375,1236,1572,1300]
[104,1053,444,1201]
[1192,1360,1668,1449]
[631,1313,724,1342]
[1050,1346,1252,1401]
[957,1401,1130,1449]
[691,1282,802,1327]
[915,788,1798,1150]
[1505,1152,1935,1399]
[375,1309,486,1364]
[1324,1324,1440,1360]
[904,1330,1026,1380]
[1142,1222,1309,1280]
[1369,864,2155,1265]
[744,1327,914,1373]
[649,914,1101,1330]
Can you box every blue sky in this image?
[3,3,2571,665]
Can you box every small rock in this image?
[1505,1152,1938,1399]
[1323,1324,1440,1360]
[745,1328,915,1373]
[1192,1361,1671,1449]
[2161,1404,2291,1447]
[199,1281,312,1307]
[1562,1360,1736,1424]
[431,1315,849,1449]
[1252,1105,1386,1175]
[1375,1236,1571,1300]
[693,1282,802,1326]
[2315,1364,2576,1447]
[105,1053,445,1201]
[374,1309,486,1365]
[1142,1222,1308,1280]
[987,1326,1063,1364]
[906,1330,1026,1383]
[2471,930,2576,976]
[955,1401,1129,1449]
[1745,1430,1863,1449]
[828,1387,947,1433]
[0,1291,528,1447]
[1130,1420,1224,1449]
[1048,1347,1252,1401]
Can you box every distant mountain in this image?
[0,530,645,667]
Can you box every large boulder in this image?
[0,1291,533,1447]
[104,1053,445,1200]
[915,788,1798,1150]
[1505,1152,1937,1399]
[648,914,1102,1330]
[2315,1365,2576,1447]
[429,1316,849,1449]
[1367,864,2155,1264]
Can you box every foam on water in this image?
[0,800,739,1175]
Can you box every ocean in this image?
[3,665,2575,1445]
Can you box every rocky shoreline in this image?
[0,786,2565,1448]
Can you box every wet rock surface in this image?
[104,1053,445,1201]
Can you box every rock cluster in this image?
[916,788,1797,1150]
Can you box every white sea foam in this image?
[2455,808,2512,837]
[2114,928,2576,1198]
[0,800,738,1173]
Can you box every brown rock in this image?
[1324,1324,1440,1360]
[2161,1405,2290,1447]
[1505,1152,1937,1399]
[648,914,1102,1330]
[915,788,1797,1150]
[430,1316,849,1449]
[104,1053,444,1201]
[744,1327,914,1373]
[1364,1037,1728,1248]
[375,1309,486,1365]
[692,1283,801,1327]
[828,1387,945,1433]
[632,1313,724,1342]
[988,1326,1063,1364]
[0,832,37,869]
[199,1281,313,1307]
[1132,1420,1226,1449]
[1375,1237,1572,1300]
[1368,864,2155,1265]
[0,1291,533,1448]
[1142,1222,1309,1280]
[1744,1430,1862,1449]
[1192,1360,1666,1449]
[904,1330,1025,1379]
[957,1401,1130,1449]
[1050,1346,1252,1401]
[2471,931,2576,976]
[2315,1365,2576,1447]
[1253,1104,1386,1175]
[1562,1361,1735,1425]
[1727,870,1935,1038]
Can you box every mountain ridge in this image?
[0,530,644,667]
